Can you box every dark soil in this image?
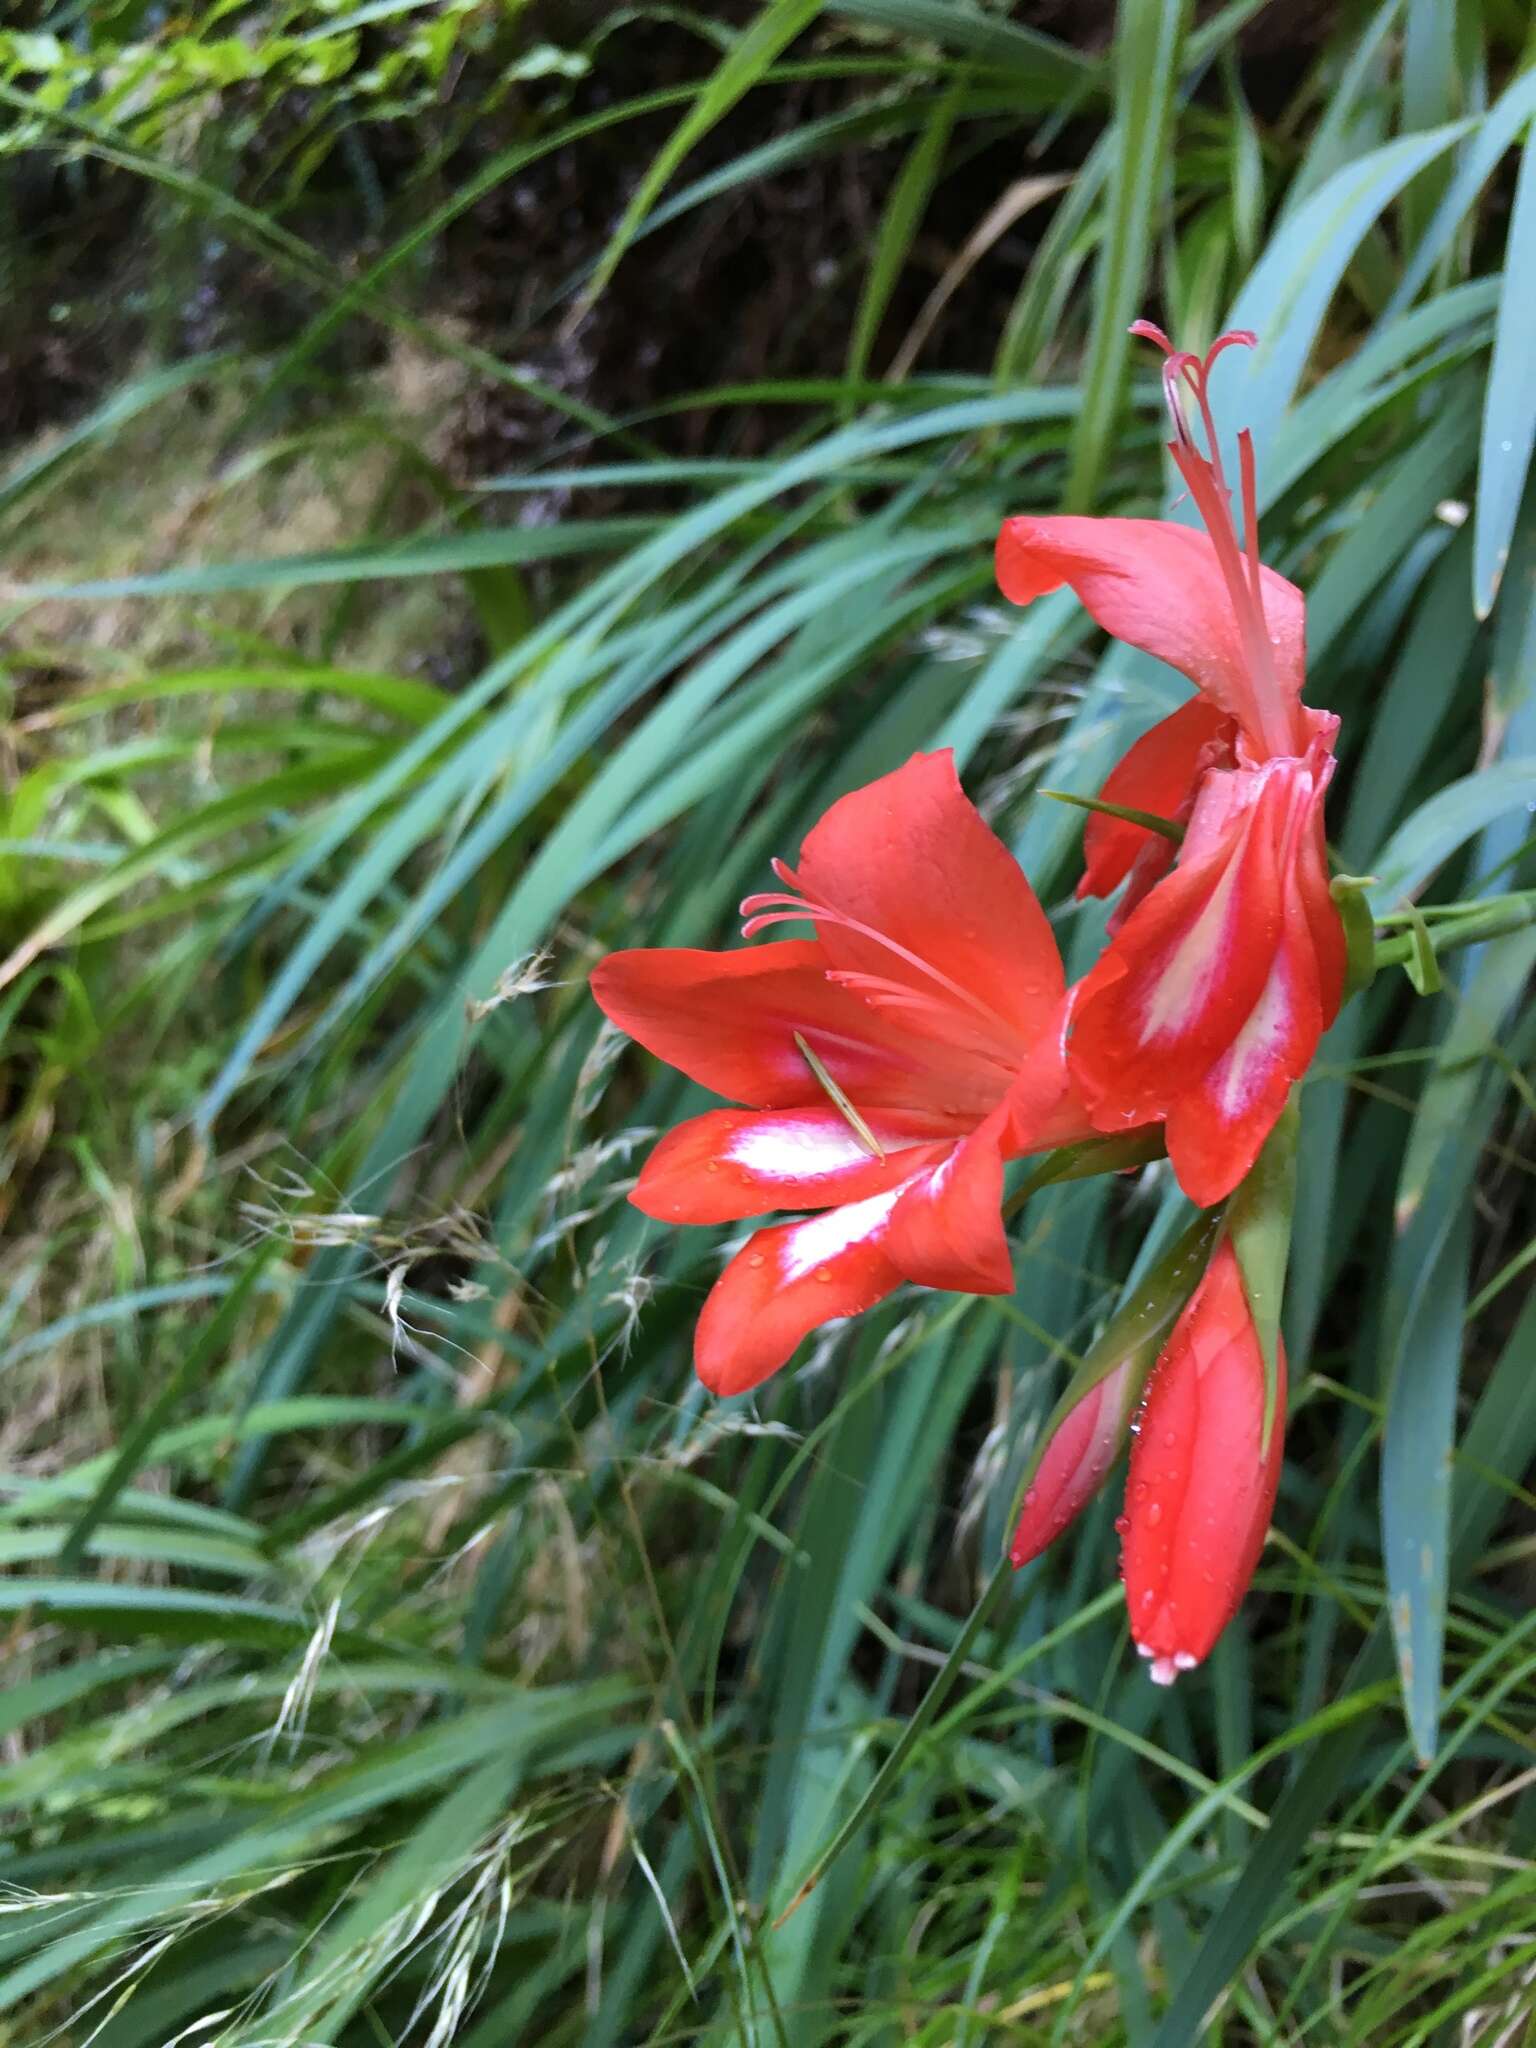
[1,2,1344,477]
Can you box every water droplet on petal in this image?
[1024,1487,1038,1508]
[1163,1429,1177,1448]
[748,1253,766,1269]
[1113,1514,1129,1534]
[815,1267,833,1283]
[705,1160,720,1174]
[1147,1501,1162,1526]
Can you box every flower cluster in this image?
[590,326,1344,1680]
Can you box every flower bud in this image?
[1122,1239,1285,1683]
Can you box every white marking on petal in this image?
[1138,856,1242,1043]
[1214,954,1295,1117]
[729,1119,873,1180]
[778,1184,908,1283]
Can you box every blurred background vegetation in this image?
[2,1,1535,2042]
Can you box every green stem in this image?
[1374,889,1536,971]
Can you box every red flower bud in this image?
[1010,1357,1135,1569]
[1121,1239,1285,1683]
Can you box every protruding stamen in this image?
[793,1031,884,1158]
[1128,321,1300,761]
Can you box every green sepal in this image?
[1038,787,1185,843]
[1329,872,1379,997]
[1227,1101,1299,1454]
[1005,1210,1221,1539]
[1003,1128,1167,1221]
[1400,902,1445,995]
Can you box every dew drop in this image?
[1114,1514,1129,1534]
[705,1159,720,1174]
[1139,1588,1155,1609]
[748,1253,766,1269]
[1162,1429,1177,1448]
[815,1266,833,1283]
[1024,1486,1038,1508]
[1146,1502,1163,1526]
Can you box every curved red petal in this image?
[1069,772,1286,1131]
[1164,917,1319,1207]
[995,516,1305,729]
[1010,1358,1132,1567]
[632,1107,953,1224]
[794,750,1065,1059]
[693,1190,908,1395]
[1121,1241,1286,1678]
[1079,697,1238,904]
[884,1112,1011,1294]
[591,940,994,1117]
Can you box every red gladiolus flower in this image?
[1122,1239,1285,1683]
[590,751,1097,1396]
[996,325,1346,1205]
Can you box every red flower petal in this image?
[1164,915,1319,1207]
[693,1186,912,1395]
[1069,771,1287,1129]
[1121,1241,1285,1679]
[1079,696,1237,915]
[996,516,1306,731]
[591,940,995,1118]
[632,1106,953,1224]
[793,750,1064,1059]
[884,1104,1012,1293]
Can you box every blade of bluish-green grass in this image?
[1400,0,1460,246]
[0,351,234,521]
[1219,121,1473,467]
[14,517,654,602]
[1339,528,1478,870]
[41,662,451,728]
[291,530,973,1059]
[1451,1286,1536,1575]
[0,1523,268,1576]
[0,1276,282,1374]
[1065,0,1185,512]
[1473,110,1536,614]
[1382,924,1536,1758]
[1366,756,1536,904]
[846,84,959,397]
[831,0,1096,90]
[1267,279,1499,504]
[1273,0,1403,223]
[1383,66,1536,321]
[576,0,824,316]
[1303,374,1480,664]
[1380,1204,1474,1765]
[0,1398,497,1530]
[936,592,1085,772]
[0,1650,173,1742]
